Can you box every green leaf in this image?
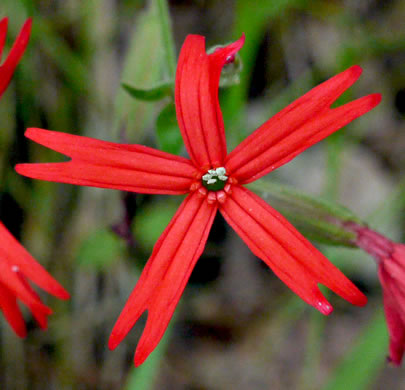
[134,198,180,252]
[76,229,124,270]
[156,103,183,155]
[113,1,165,141]
[156,0,177,79]
[122,81,173,102]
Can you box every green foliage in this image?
[122,81,173,102]
[155,102,183,155]
[113,0,165,141]
[76,228,124,270]
[134,198,181,252]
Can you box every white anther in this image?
[11,265,19,272]
[216,167,226,176]
[202,167,228,186]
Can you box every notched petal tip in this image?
[230,33,245,52]
[56,288,70,300]
[182,34,205,48]
[369,92,382,106]
[107,335,119,351]
[348,64,363,79]
[134,349,147,367]
[316,300,333,316]
[352,291,368,307]
[0,17,8,32]
[24,127,44,140]
[17,18,32,42]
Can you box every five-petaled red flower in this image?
[16,34,381,365]
[0,18,69,336]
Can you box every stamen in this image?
[201,167,228,191]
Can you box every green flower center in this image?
[201,167,228,191]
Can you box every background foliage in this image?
[0,0,404,389]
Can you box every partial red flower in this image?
[0,223,70,336]
[0,18,69,336]
[16,34,381,365]
[0,17,32,98]
[347,223,405,365]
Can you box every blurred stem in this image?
[321,310,387,390]
[299,310,326,390]
[125,307,178,390]
[156,0,176,79]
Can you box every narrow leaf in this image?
[122,81,173,102]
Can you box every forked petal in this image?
[108,192,217,360]
[0,222,69,300]
[175,35,244,168]
[226,66,381,183]
[219,186,367,311]
[230,93,381,183]
[16,128,197,195]
[0,282,27,337]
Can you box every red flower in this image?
[347,223,405,365]
[0,18,32,98]
[0,223,69,336]
[0,18,69,336]
[379,244,405,365]
[16,34,380,365]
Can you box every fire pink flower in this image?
[0,18,69,336]
[0,18,32,98]
[16,34,381,365]
[0,223,69,336]
[347,223,405,365]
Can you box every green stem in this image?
[156,0,177,79]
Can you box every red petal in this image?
[379,262,405,365]
[0,222,69,300]
[226,66,381,183]
[0,282,27,337]
[15,128,197,195]
[108,192,217,366]
[219,186,367,312]
[0,18,8,62]
[0,18,31,97]
[175,35,244,169]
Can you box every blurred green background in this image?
[0,0,404,389]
